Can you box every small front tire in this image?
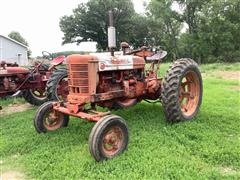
[89,115,129,161]
[34,101,69,133]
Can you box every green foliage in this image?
[128,14,151,48]
[0,97,25,107]
[175,0,240,63]
[52,51,89,58]
[59,0,239,63]
[8,31,32,58]
[148,0,240,63]
[147,0,182,60]
[8,31,28,46]
[0,64,240,179]
[60,0,143,50]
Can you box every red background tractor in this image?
[0,51,68,107]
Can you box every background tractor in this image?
[0,51,68,107]
[34,11,203,161]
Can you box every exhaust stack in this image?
[108,10,116,56]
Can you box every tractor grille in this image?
[69,64,89,94]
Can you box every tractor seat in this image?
[146,51,167,61]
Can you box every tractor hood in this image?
[95,55,145,71]
[66,53,145,72]
[0,67,29,76]
[91,52,145,71]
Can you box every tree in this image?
[128,14,152,48]
[60,0,138,50]
[8,31,32,58]
[177,0,240,63]
[147,0,182,60]
[175,0,210,34]
[198,0,240,62]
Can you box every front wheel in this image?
[34,101,69,133]
[89,115,129,161]
[161,58,203,123]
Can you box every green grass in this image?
[1,63,240,179]
[0,97,25,108]
[200,62,240,72]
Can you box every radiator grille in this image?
[69,64,89,94]
[71,64,88,71]
[72,72,88,78]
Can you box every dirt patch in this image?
[227,85,240,91]
[0,103,33,116]
[219,166,237,175]
[1,170,24,180]
[202,70,240,80]
[218,71,240,80]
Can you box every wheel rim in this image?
[179,70,200,117]
[56,77,68,101]
[43,110,64,131]
[102,126,124,157]
[30,89,46,100]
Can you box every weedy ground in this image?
[0,63,240,179]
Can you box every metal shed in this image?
[0,35,28,66]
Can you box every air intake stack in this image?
[108,10,116,56]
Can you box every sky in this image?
[0,0,147,57]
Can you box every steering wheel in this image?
[125,46,148,55]
[42,51,54,60]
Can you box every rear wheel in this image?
[46,68,68,101]
[34,101,69,133]
[22,89,48,106]
[161,58,203,123]
[22,64,49,106]
[89,115,128,161]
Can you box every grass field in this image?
[1,63,240,179]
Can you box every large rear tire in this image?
[22,89,48,106]
[161,58,203,123]
[46,68,68,101]
[22,64,50,106]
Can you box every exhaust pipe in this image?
[108,10,116,56]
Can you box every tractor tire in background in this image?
[161,58,203,123]
[21,64,50,106]
[38,64,50,72]
[46,68,68,101]
[22,89,48,106]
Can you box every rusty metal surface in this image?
[0,67,29,76]
[53,47,164,121]
[53,102,110,122]
[0,61,66,98]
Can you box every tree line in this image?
[60,0,240,63]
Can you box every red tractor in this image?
[0,51,68,107]
[34,12,203,161]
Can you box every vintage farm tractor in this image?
[0,51,68,107]
[34,11,203,161]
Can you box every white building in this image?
[0,35,28,66]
